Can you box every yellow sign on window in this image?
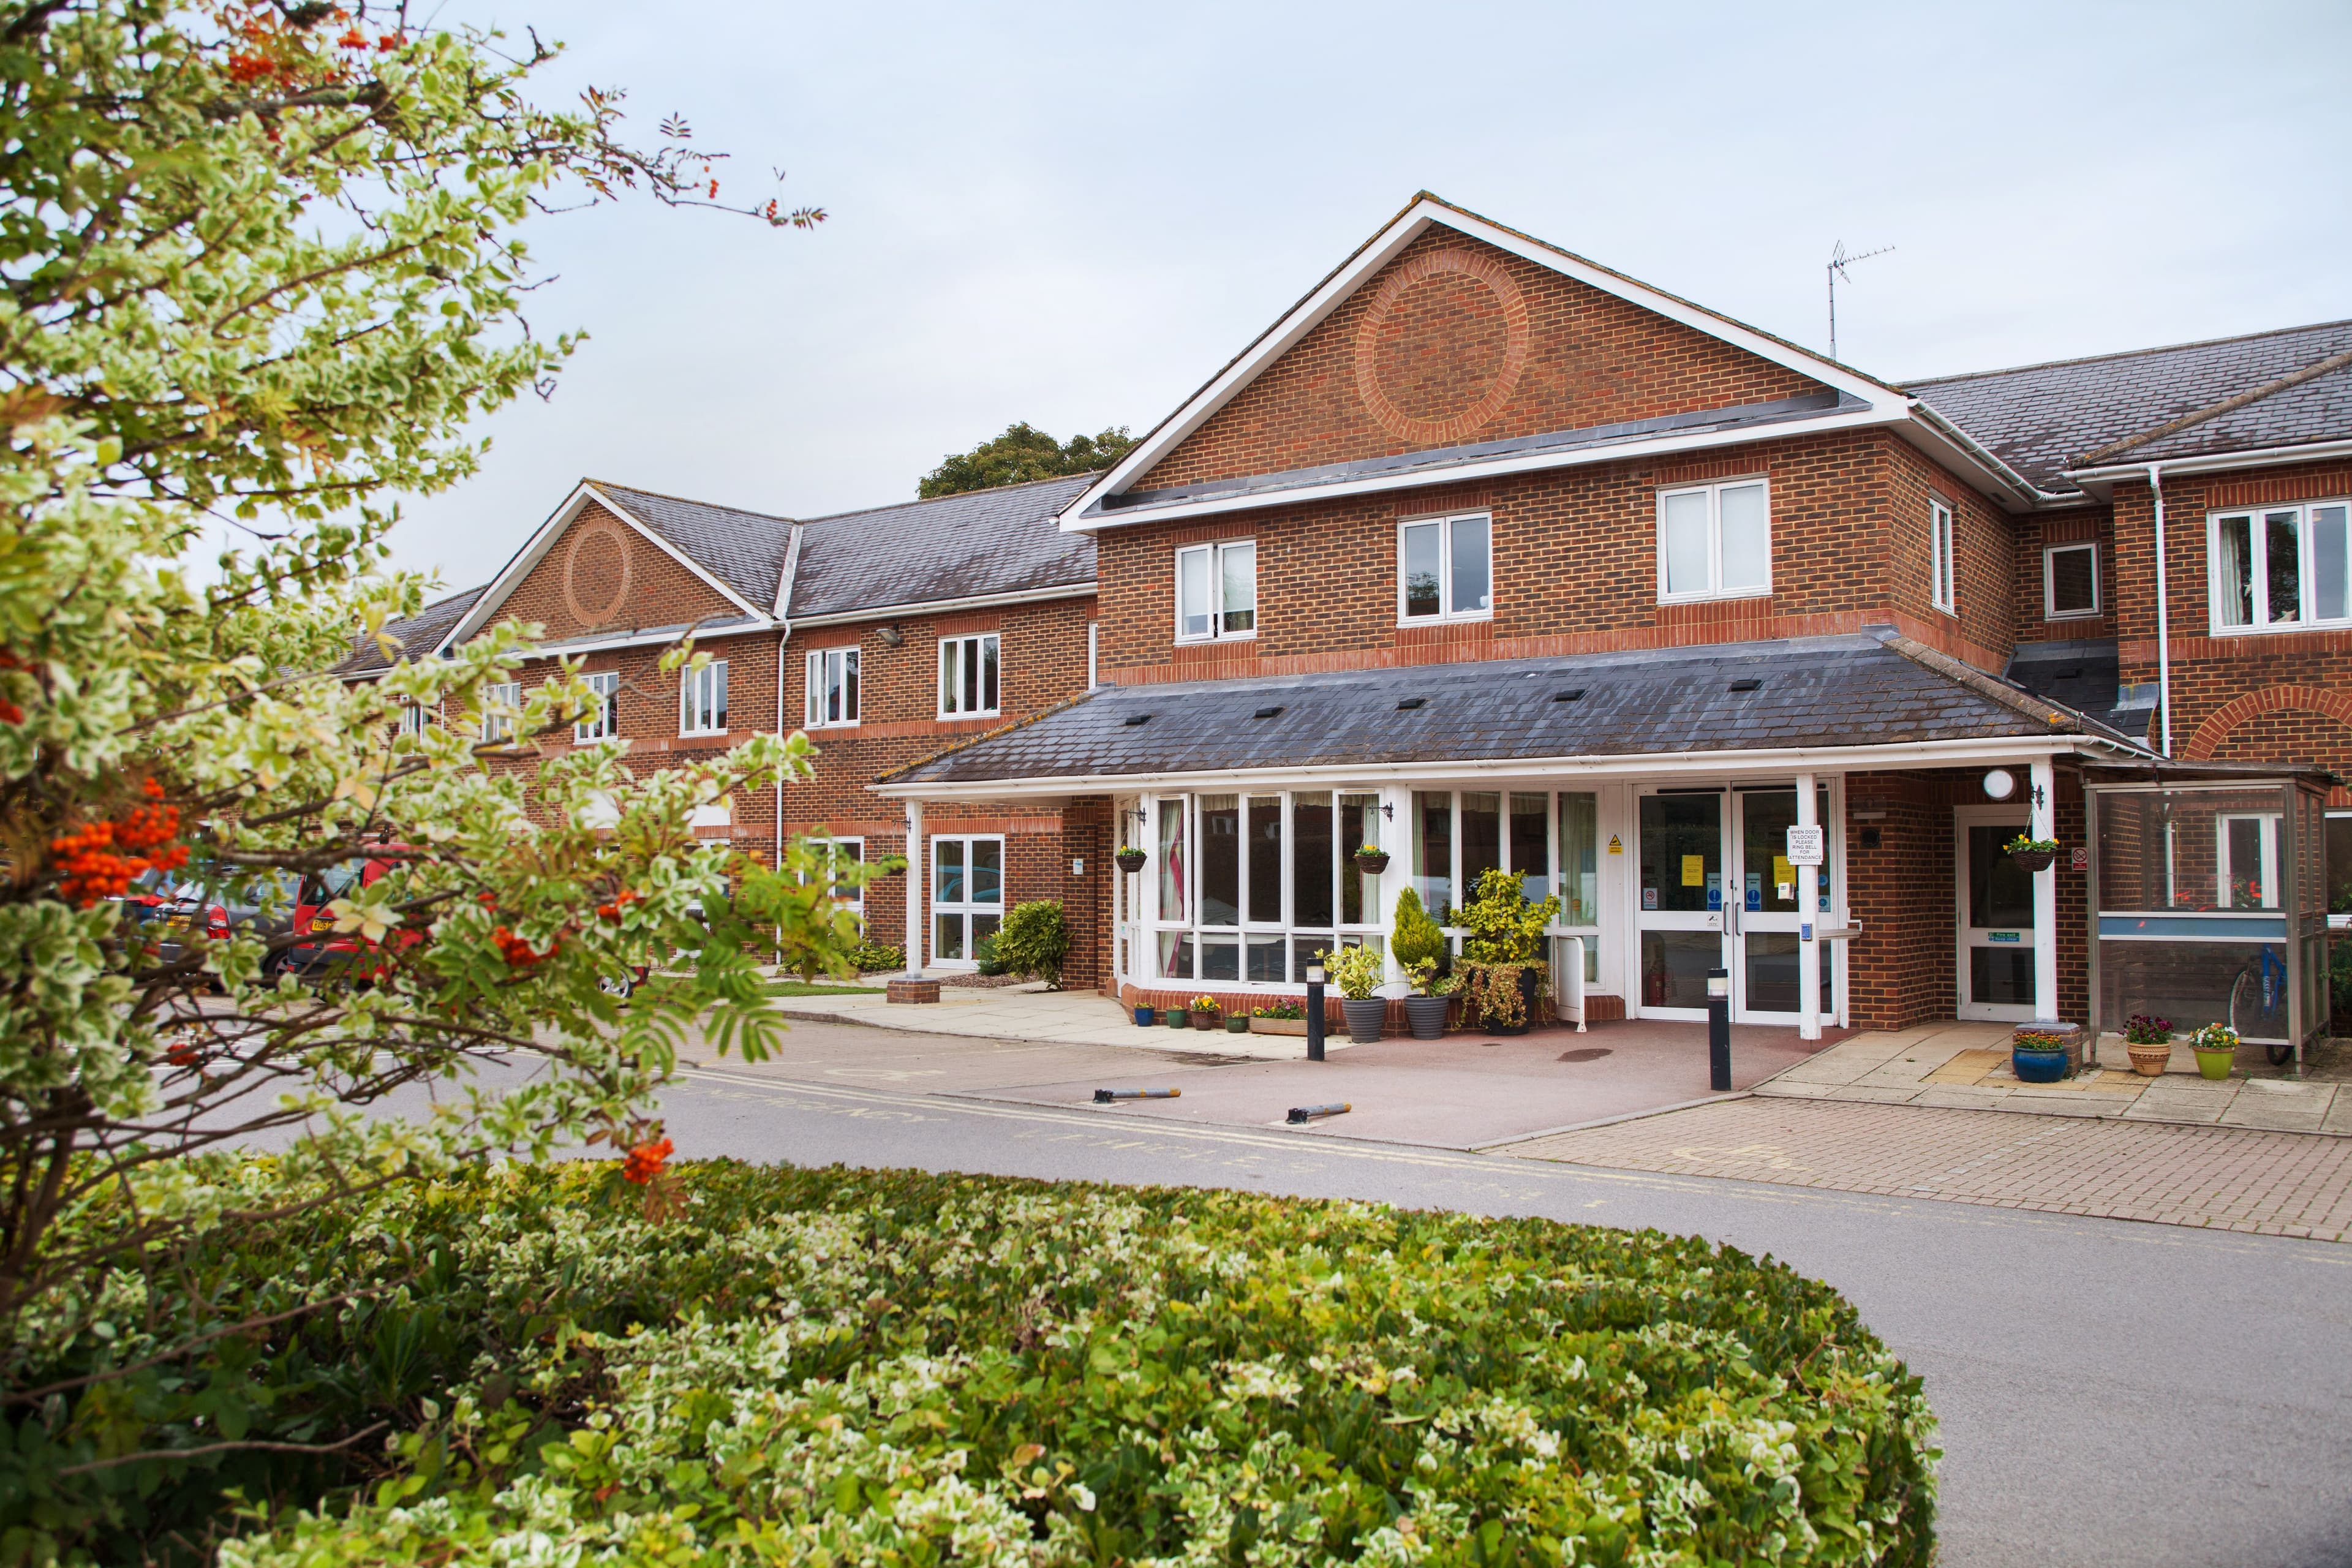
[1681,854,1704,888]
[1773,854,1794,888]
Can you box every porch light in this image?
[1982,767,2016,801]
[1306,965,1325,984]
[1705,970,1730,1000]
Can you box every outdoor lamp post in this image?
[1706,967,1732,1091]
[1305,965,1326,1063]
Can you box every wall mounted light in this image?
[1981,767,2016,801]
[878,624,904,647]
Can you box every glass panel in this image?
[1450,516,1491,614]
[1558,793,1599,927]
[2048,545,2097,616]
[1718,483,1770,591]
[1970,946,2035,1007]
[2327,816,2352,914]
[971,911,1000,949]
[1221,543,1257,635]
[2214,514,2254,628]
[1199,794,1240,927]
[1291,936,1333,983]
[1401,522,1442,617]
[1744,932,1833,1016]
[1639,793,1721,914]
[935,913,965,962]
[1509,793,1548,903]
[1640,929,1723,1009]
[1461,791,1502,894]
[1967,825,2032,929]
[1200,938,1240,982]
[1741,788,1833,914]
[971,839,1003,905]
[1178,549,1212,638]
[2313,506,2350,622]
[935,840,966,907]
[1246,934,1285,982]
[2265,509,2302,624]
[1340,793,1378,925]
[1662,490,1709,595]
[981,636,999,712]
[2222,816,2278,909]
[1293,793,1334,929]
[2097,786,2312,911]
[1414,790,1453,921]
[843,651,858,721]
[1158,929,1194,981]
[2096,936,2288,1043]
[1246,795,1283,924]
[1157,797,1187,922]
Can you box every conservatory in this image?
[2087,764,2335,1073]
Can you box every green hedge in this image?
[11,1164,1936,1565]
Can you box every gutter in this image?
[1898,399,2067,510]
[2149,464,2173,756]
[786,581,1095,628]
[2064,438,2352,497]
[773,523,804,875]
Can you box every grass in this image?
[764,979,886,997]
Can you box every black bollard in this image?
[1305,965,1327,1063]
[1706,967,1732,1091]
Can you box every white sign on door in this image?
[1785,824,1825,865]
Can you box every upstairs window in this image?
[575,671,620,742]
[940,633,1000,718]
[680,660,728,736]
[2044,542,2099,620]
[1657,478,1770,602]
[478,682,519,744]
[804,647,859,728]
[2211,501,2351,633]
[1398,512,1491,622]
[398,703,432,738]
[1928,497,1957,613]
[1175,540,1256,641]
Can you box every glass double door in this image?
[1636,788,1833,1022]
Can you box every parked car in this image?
[281,849,415,983]
[147,865,301,981]
[106,864,182,949]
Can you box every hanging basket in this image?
[1353,850,1392,875]
[2008,846,2056,873]
[1114,847,1148,874]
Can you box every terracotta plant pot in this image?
[2126,1043,2171,1076]
[1193,1012,1219,1031]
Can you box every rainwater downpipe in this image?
[2148,462,2173,756]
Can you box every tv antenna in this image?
[1826,240,1894,362]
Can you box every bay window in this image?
[1413,788,1600,984]
[1148,791,1382,983]
[1398,511,1491,621]
[680,660,728,736]
[939,633,1000,718]
[2211,500,2352,632]
[1175,540,1256,641]
[805,646,859,728]
[1657,478,1770,602]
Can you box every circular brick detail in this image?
[563,516,632,629]
[886,977,941,1005]
[1352,246,1531,445]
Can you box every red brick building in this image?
[372,193,2350,1054]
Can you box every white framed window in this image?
[1088,621,1099,688]
[398,703,431,737]
[574,671,620,742]
[1657,478,1771,603]
[2044,542,2099,620]
[1175,540,1256,642]
[805,835,866,922]
[939,633,1000,718]
[930,834,1003,965]
[680,660,728,736]
[2217,813,2282,909]
[478,682,519,744]
[804,647,859,728]
[2210,500,2351,633]
[1398,511,1492,622]
[1928,496,1957,614]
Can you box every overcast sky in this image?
[383,0,2352,595]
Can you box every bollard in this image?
[1287,1102,1351,1124]
[1305,964,1327,1063]
[1092,1088,1181,1103]
[1706,967,1732,1092]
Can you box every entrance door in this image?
[1956,808,2034,1020]
[1636,791,1727,1017]
[1732,786,1834,1024]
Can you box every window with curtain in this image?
[1175,540,1256,641]
[2210,502,2351,631]
[1657,479,1770,601]
[1149,791,1382,984]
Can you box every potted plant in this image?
[2123,1013,2173,1076]
[2004,833,2060,873]
[1248,1002,1309,1036]
[2010,1028,2070,1083]
[1132,1003,1157,1027]
[1115,846,1148,874]
[1164,1003,1190,1030]
[1190,995,1221,1031]
[1391,887,1452,1040]
[1352,843,1391,876]
[1457,868,1562,1036]
[2190,1021,2239,1081]
[1317,945,1388,1042]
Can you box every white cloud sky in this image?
[384,0,2352,594]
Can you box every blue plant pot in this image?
[2012,1046,2068,1084]
[1133,1006,1155,1027]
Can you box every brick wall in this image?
[2010,505,2118,645]
[498,500,747,639]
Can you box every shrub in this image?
[976,934,1008,976]
[1316,944,1386,1000]
[37,1161,1936,1566]
[850,940,907,973]
[1459,867,1561,967]
[993,899,1072,989]
[1390,886,1449,972]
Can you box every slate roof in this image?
[1905,320,2352,495]
[888,630,2144,788]
[589,482,796,610]
[336,585,486,676]
[787,473,1096,618]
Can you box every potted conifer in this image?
[1391,887,1452,1039]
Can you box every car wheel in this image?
[597,971,635,1002]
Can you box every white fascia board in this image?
[446,481,603,648]
[873,733,2138,802]
[2064,439,2352,500]
[1893,402,2064,510]
[517,622,775,660]
[1071,406,1904,531]
[788,582,1096,630]
[1055,197,1907,535]
[583,484,768,620]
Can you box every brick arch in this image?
[2185,687,2352,801]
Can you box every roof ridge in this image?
[2073,344,2352,467]
[585,478,797,524]
[801,469,1101,527]
[1902,317,2352,389]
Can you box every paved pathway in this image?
[1502,1095,2352,1240]
[767,981,1320,1058]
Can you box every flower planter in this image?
[2193,1047,2235,1082]
[1340,997,1386,1043]
[1192,1012,1221,1031]
[2011,1044,2069,1083]
[1403,995,1449,1040]
[1248,1016,1309,1036]
[1224,1016,1249,1034]
[1114,848,1148,874]
[2008,847,2056,873]
[1132,1005,1156,1027]
[2125,1042,2171,1076]
[1353,851,1391,876]
[1165,1010,1190,1030]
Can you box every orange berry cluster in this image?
[595,888,641,922]
[491,926,550,968]
[621,1137,674,1186]
[52,780,188,907]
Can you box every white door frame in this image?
[1954,804,2035,1021]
